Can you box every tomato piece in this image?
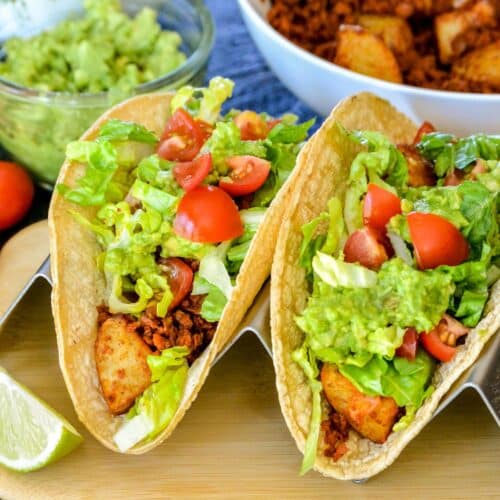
[420,315,469,362]
[219,155,271,197]
[407,212,469,269]
[420,328,455,362]
[396,328,418,361]
[159,257,194,310]
[363,183,401,231]
[174,185,244,243]
[0,161,34,230]
[173,153,212,191]
[412,121,436,145]
[157,109,205,161]
[234,111,269,141]
[344,227,389,270]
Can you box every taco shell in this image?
[49,93,299,453]
[270,92,500,479]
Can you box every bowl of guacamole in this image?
[0,0,214,187]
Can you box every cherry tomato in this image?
[219,155,271,197]
[363,183,401,231]
[344,227,389,270]
[157,109,205,162]
[173,153,212,191]
[420,315,469,362]
[234,111,269,141]
[412,121,436,145]
[407,212,469,269]
[174,185,244,243]
[396,328,418,361]
[160,257,193,310]
[0,161,34,230]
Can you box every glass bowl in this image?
[0,0,214,188]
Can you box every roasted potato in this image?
[452,40,500,88]
[398,144,437,187]
[95,316,153,415]
[334,25,402,83]
[320,364,399,444]
[359,15,413,55]
[435,0,496,63]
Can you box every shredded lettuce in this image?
[192,276,227,323]
[97,119,159,144]
[267,118,315,144]
[170,76,234,124]
[114,346,189,451]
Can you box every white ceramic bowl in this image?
[238,0,500,135]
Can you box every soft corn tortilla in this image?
[271,92,500,480]
[49,93,298,453]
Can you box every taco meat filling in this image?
[293,120,498,471]
[268,0,500,92]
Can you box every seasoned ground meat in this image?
[321,409,350,461]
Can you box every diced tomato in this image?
[160,257,194,310]
[0,161,34,230]
[234,111,269,141]
[157,109,206,162]
[396,328,418,361]
[420,315,469,362]
[173,153,212,191]
[363,183,401,231]
[344,227,389,270]
[398,145,436,187]
[412,121,436,145]
[407,212,469,269]
[219,155,271,197]
[173,185,244,243]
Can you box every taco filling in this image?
[57,77,313,451]
[295,122,499,473]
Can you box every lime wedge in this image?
[0,367,83,472]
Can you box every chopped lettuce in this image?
[267,118,315,144]
[130,179,178,217]
[192,276,227,323]
[198,243,233,300]
[170,76,235,124]
[114,347,189,451]
[97,119,159,144]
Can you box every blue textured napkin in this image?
[205,0,318,129]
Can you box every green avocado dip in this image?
[0,0,187,185]
[0,0,186,94]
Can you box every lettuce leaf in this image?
[192,276,227,322]
[97,119,159,144]
[113,346,189,451]
[267,118,315,144]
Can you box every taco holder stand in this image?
[0,255,498,483]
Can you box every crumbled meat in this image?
[398,144,437,186]
[321,409,350,461]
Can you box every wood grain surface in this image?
[0,224,498,499]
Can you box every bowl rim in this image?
[238,0,500,102]
[0,0,215,104]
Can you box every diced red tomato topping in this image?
[219,155,271,197]
[173,185,244,243]
[159,257,194,310]
[344,226,390,270]
[363,183,401,232]
[419,315,469,362]
[412,121,436,145]
[407,212,469,269]
[173,153,212,191]
[157,109,206,162]
[396,328,418,361]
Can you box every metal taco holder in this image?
[0,256,498,483]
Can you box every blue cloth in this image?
[204,0,318,129]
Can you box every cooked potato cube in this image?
[334,25,402,83]
[321,364,399,444]
[452,41,500,88]
[435,0,496,64]
[359,15,413,55]
[95,316,153,415]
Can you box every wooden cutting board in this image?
[0,223,498,499]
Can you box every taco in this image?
[271,93,499,479]
[49,77,314,453]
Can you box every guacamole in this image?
[0,0,186,94]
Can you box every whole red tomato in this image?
[0,161,34,230]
